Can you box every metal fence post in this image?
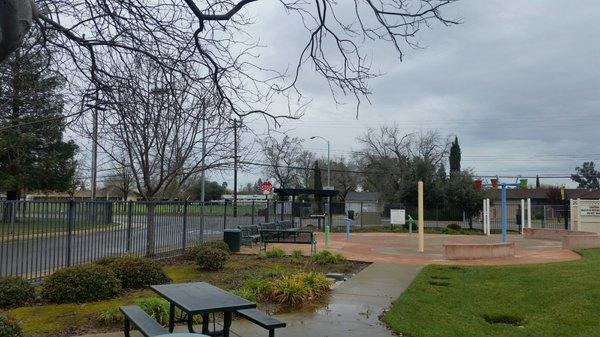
[265,198,269,222]
[67,200,75,267]
[360,201,363,228]
[182,201,188,252]
[223,201,228,230]
[251,201,255,225]
[542,205,546,228]
[126,201,133,252]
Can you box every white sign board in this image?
[581,202,600,216]
[390,209,406,225]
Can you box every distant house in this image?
[345,192,381,213]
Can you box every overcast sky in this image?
[221,0,600,189]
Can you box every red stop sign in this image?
[260,181,273,195]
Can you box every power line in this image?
[0,110,82,132]
[238,160,575,179]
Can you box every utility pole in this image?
[310,136,330,187]
[233,120,239,217]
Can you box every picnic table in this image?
[151,282,256,337]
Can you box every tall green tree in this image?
[536,175,541,188]
[446,170,484,229]
[197,181,228,201]
[571,162,600,189]
[0,46,78,201]
[449,136,461,174]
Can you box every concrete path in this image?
[78,263,423,337]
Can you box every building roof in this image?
[345,191,381,202]
[485,188,600,200]
[273,188,338,197]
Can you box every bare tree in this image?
[296,150,316,188]
[329,157,360,201]
[355,125,450,202]
[81,57,234,256]
[87,58,233,201]
[260,135,305,189]
[3,1,458,120]
[103,160,135,201]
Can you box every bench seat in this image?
[236,308,286,337]
[120,305,167,337]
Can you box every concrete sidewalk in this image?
[79,263,422,337]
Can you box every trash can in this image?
[223,229,241,253]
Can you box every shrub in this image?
[446,223,462,230]
[313,250,345,264]
[291,250,303,259]
[301,272,332,298]
[232,288,257,302]
[184,246,203,261]
[135,297,170,326]
[202,240,230,253]
[41,264,122,303]
[196,247,229,271]
[0,315,22,337]
[185,240,230,261]
[268,276,309,306]
[95,256,120,266]
[265,247,285,258]
[99,307,123,325]
[0,277,35,309]
[99,255,169,289]
[267,272,331,306]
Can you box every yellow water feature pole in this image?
[418,181,424,252]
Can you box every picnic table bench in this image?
[238,225,260,246]
[120,306,209,337]
[259,229,316,254]
[236,308,286,337]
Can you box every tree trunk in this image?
[146,202,156,257]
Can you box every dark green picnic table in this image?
[151,282,256,337]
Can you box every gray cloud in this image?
[235,0,600,188]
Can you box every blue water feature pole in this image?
[345,218,353,240]
[501,183,507,243]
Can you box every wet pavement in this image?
[77,232,579,337]
[243,232,581,266]
[78,263,422,337]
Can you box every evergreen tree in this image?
[449,136,461,174]
[0,46,78,201]
[254,178,263,194]
[535,175,541,188]
[571,162,600,189]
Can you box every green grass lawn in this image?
[7,254,365,336]
[383,249,600,337]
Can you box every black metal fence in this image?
[0,199,571,280]
[0,200,286,281]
